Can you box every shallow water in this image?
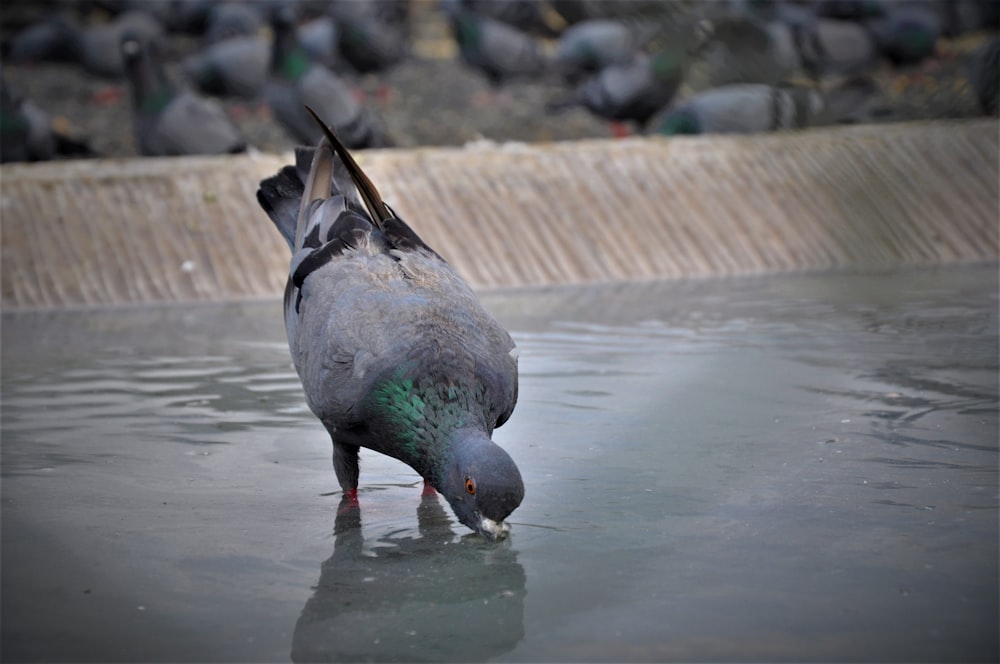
[2,266,997,662]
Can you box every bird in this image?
[265,6,390,149]
[9,9,165,79]
[296,14,341,70]
[554,18,661,83]
[657,83,824,135]
[867,2,941,68]
[120,32,247,156]
[255,107,524,540]
[202,1,264,44]
[329,0,409,78]
[182,35,270,100]
[443,0,550,88]
[547,43,688,136]
[0,79,94,163]
[969,36,999,116]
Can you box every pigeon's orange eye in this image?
[465,478,476,495]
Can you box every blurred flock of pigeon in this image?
[1,0,997,162]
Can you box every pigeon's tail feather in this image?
[295,136,336,249]
[305,105,392,226]
[304,105,443,259]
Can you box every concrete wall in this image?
[1,120,997,309]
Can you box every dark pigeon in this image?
[969,36,999,116]
[256,109,524,540]
[120,32,246,156]
[203,2,264,44]
[554,18,661,82]
[443,0,550,87]
[329,0,409,77]
[182,35,270,100]
[547,44,688,133]
[265,7,390,148]
[868,2,941,67]
[0,79,94,163]
[9,10,164,79]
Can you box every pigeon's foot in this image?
[609,121,630,138]
[91,85,124,105]
[337,488,360,515]
[421,481,437,497]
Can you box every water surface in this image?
[2,266,997,662]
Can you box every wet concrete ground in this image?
[2,265,997,661]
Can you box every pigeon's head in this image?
[441,428,524,541]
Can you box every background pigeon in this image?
[547,42,689,135]
[658,82,824,135]
[256,110,524,540]
[120,31,246,156]
[1,78,93,162]
[265,6,390,148]
[444,0,550,88]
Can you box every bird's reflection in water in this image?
[291,492,526,662]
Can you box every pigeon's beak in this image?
[478,515,511,541]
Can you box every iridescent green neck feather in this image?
[368,367,489,484]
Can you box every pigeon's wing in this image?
[154,93,246,155]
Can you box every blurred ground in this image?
[0,0,994,159]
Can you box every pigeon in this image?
[255,108,524,540]
[461,0,563,37]
[936,0,1000,38]
[547,44,688,134]
[868,3,941,67]
[443,0,550,87]
[182,35,270,100]
[0,79,94,163]
[714,12,888,83]
[265,6,390,149]
[329,0,409,78]
[9,10,164,79]
[657,83,824,135]
[813,0,887,22]
[969,36,999,116]
[203,2,264,44]
[120,32,247,156]
[554,18,661,82]
[296,14,341,70]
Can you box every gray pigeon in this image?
[182,35,270,100]
[296,15,341,69]
[120,32,246,156]
[329,0,409,77]
[443,0,550,87]
[701,13,881,84]
[9,10,164,79]
[547,43,688,133]
[554,18,661,82]
[969,36,999,116]
[658,83,824,135]
[868,2,941,67]
[203,2,263,44]
[0,79,94,163]
[266,7,390,148]
[255,110,524,540]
